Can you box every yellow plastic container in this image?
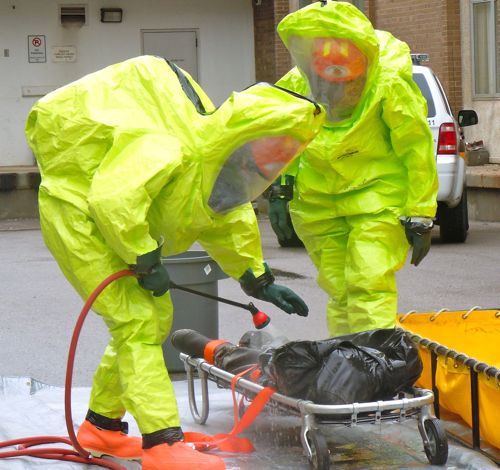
[398,308,500,453]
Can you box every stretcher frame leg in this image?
[184,359,210,425]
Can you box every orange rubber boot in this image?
[142,442,225,470]
[76,419,142,460]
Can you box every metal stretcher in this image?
[179,352,449,470]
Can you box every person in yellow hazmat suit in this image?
[25,55,324,470]
[268,1,438,337]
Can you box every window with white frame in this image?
[471,0,500,97]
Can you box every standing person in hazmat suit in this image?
[268,1,438,337]
[25,55,324,470]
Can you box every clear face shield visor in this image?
[289,36,368,122]
[208,135,304,213]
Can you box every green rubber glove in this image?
[258,283,309,316]
[239,264,309,317]
[267,177,294,242]
[269,198,294,242]
[400,217,434,266]
[132,242,170,297]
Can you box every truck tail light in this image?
[437,123,457,155]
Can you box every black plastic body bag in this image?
[262,328,422,405]
[173,328,422,406]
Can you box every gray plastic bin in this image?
[161,250,228,372]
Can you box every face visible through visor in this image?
[312,38,367,82]
[208,135,304,213]
[290,36,368,122]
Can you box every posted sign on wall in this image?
[52,46,77,62]
[28,35,46,63]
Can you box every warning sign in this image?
[52,46,77,62]
[28,35,46,63]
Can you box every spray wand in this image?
[170,281,271,329]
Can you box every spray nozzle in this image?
[248,302,271,329]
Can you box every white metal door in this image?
[142,29,198,81]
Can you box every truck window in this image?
[412,73,436,118]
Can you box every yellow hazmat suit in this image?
[275,1,438,336]
[25,55,324,436]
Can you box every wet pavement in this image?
[1,217,500,468]
[0,376,497,469]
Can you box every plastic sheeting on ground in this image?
[0,375,498,469]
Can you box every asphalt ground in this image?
[1,217,499,469]
[1,216,500,383]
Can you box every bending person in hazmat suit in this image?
[268,1,438,337]
[25,55,324,470]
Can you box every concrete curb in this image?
[466,164,500,189]
[0,218,40,231]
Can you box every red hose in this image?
[0,269,134,469]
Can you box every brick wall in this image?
[253,0,291,83]
[364,0,375,21]
[274,0,293,78]
[370,0,462,115]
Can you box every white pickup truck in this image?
[411,54,478,243]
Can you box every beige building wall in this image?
[0,0,256,167]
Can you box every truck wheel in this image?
[438,187,469,243]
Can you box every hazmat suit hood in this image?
[277,0,380,123]
[197,82,324,213]
[26,56,325,266]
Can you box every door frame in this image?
[140,28,199,81]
